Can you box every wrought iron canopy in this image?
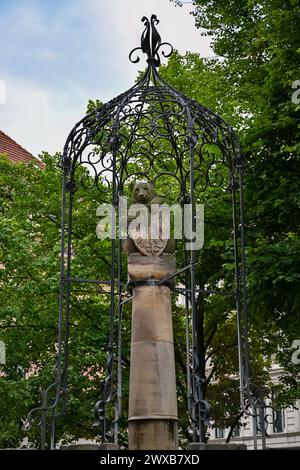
[28,14,255,451]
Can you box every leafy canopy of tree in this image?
[183,0,300,406]
[0,154,122,447]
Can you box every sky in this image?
[0,0,212,156]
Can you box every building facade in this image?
[209,363,300,449]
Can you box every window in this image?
[272,391,285,433]
[256,408,262,434]
[215,427,224,438]
[273,407,285,433]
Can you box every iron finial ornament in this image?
[129,14,173,67]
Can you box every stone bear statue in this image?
[123,181,175,256]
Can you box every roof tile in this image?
[0,130,44,168]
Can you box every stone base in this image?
[188,442,247,450]
[128,419,178,450]
[99,443,119,450]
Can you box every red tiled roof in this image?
[0,130,44,168]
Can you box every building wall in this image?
[209,363,300,449]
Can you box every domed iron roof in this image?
[62,14,240,197]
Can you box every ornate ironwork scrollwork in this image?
[129,14,173,67]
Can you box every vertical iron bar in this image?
[238,169,251,383]
[231,179,245,410]
[188,124,205,443]
[114,225,123,444]
[109,156,117,386]
[46,169,68,449]
[100,384,107,442]
[40,390,47,450]
[189,159,197,441]
[252,406,258,450]
[50,409,55,450]
[260,404,267,450]
[238,157,257,449]
[259,389,267,450]
[183,230,193,430]
[103,123,119,440]
[61,185,74,414]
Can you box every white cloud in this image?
[0,75,89,156]
[86,0,212,88]
[0,0,213,156]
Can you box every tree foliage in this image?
[188,0,300,407]
[0,154,118,447]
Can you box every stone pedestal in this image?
[99,443,120,450]
[128,254,178,450]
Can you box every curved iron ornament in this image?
[129,14,173,67]
[28,14,254,449]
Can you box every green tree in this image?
[0,153,118,447]
[169,0,300,409]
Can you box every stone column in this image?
[127,254,178,450]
